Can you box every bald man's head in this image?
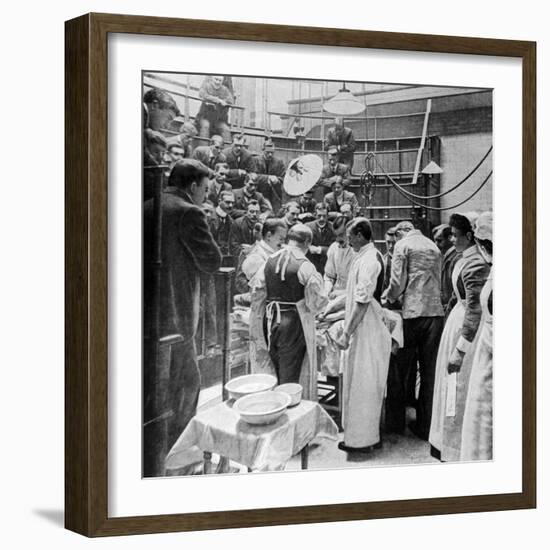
[288,223,313,250]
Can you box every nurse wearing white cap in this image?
[461,211,494,461]
[429,212,491,461]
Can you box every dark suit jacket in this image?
[313,162,352,202]
[305,220,336,274]
[209,210,238,262]
[222,147,256,188]
[143,188,221,340]
[324,190,359,215]
[232,188,272,218]
[298,196,317,214]
[324,126,356,167]
[205,180,232,207]
[441,246,459,312]
[192,146,227,173]
[230,215,258,248]
[253,154,286,213]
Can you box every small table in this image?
[166,399,338,473]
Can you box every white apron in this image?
[429,256,482,461]
[342,245,392,447]
[461,270,493,461]
[429,257,467,454]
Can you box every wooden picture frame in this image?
[65,12,536,537]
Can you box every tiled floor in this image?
[285,414,439,472]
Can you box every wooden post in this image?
[143,166,168,478]
[412,98,432,186]
[203,451,213,475]
[300,445,309,469]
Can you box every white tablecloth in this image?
[165,399,338,471]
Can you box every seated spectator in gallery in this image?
[230,200,261,254]
[192,134,227,173]
[323,116,357,171]
[223,133,256,189]
[297,190,317,219]
[195,75,234,142]
[313,146,351,203]
[176,122,198,159]
[232,173,272,218]
[143,87,180,131]
[143,130,167,202]
[206,162,232,207]
[253,139,286,215]
[324,179,359,220]
[163,141,185,178]
[281,201,301,231]
[305,203,336,275]
[209,191,237,268]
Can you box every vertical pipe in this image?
[184,75,190,122]
[362,82,368,156]
[218,267,235,400]
[298,80,302,131]
[264,78,269,133]
[151,166,164,402]
[321,82,326,148]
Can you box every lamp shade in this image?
[421,160,443,175]
[323,85,366,116]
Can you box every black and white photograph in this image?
[142,72,494,478]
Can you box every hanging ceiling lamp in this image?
[323,82,366,116]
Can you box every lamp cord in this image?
[380,167,493,211]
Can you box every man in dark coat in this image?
[433,223,460,314]
[192,135,227,175]
[223,133,256,189]
[232,174,272,218]
[297,190,317,217]
[205,162,232,207]
[175,122,198,159]
[323,180,359,220]
[313,146,352,203]
[230,200,261,251]
[324,117,357,171]
[143,130,167,203]
[253,139,286,214]
[209,190,238,267]
[143,87,180,131]
[305,203,336,275]
[143,160,221,447]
